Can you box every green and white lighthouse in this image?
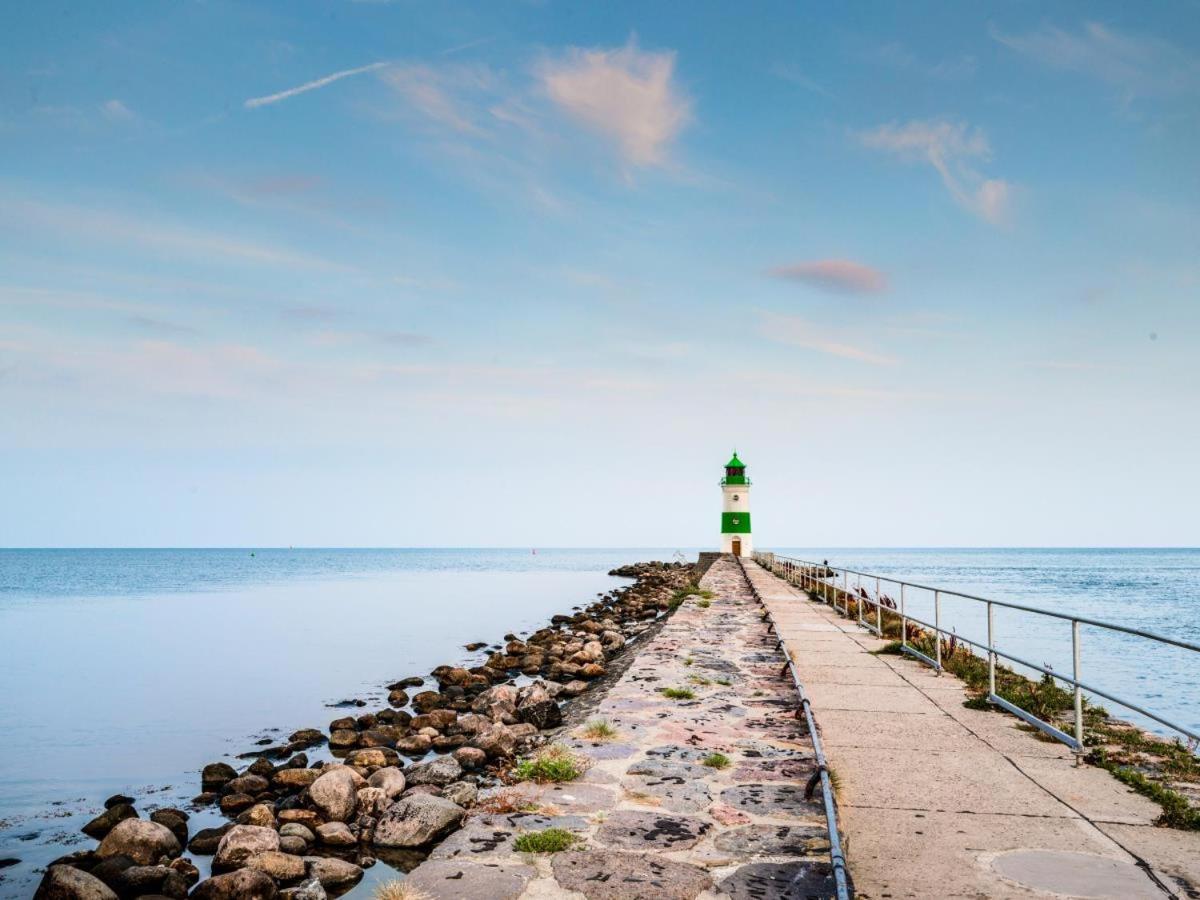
[720,452,752,556]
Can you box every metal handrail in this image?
[735,555,852,900]
[757,553,1200,752]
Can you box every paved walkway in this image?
[744,560,1200,900]
[398,555,838,898]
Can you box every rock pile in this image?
[37,561,695,899]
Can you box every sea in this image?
[0,547,1196,897]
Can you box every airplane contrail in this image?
[244,61,389,109]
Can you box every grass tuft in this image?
[696,598,712,608]
[580,719,618,741]
[513,827,580,853]
[373,882,433,900]
[701,752,731,769]
[512,744,584,783]
[660,687,696,700]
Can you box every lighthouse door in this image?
[731,538,742,557]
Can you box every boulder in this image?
[471,685,518,724]
[273,768,320,791]
[280,878,326,900]
[224,774,269,796]
[470,722,516,758]
[386,689,409,707]
[515,683,563,729]
[96,819,180,865]
[240,804,276,829]
[34,866,119,900]
[278,823,314,843]
[410,691,444,713]
[276,810,322,831]
[244,850,307,884]
[191,868,278,900]
[201,763,238,791]
[288,729,325,748]
[187,825,232,855]
[150,809,190,847]
[278,836,307,855]
[219,793,256,816]
[213,825,279,872]
[373,793,465,848]
[308,768,359,822]
[315,822,356,847]
[168,856,200,886]
[302,857,363,892]
[394,734,432,756]
[111,864,189,899]
[453,747,487,770]
[81,803,137,839]
[405,756,463,788]
[366,767,405,800]
[344,748,397,769]
[328,730,358,749]
[442,781,478,808]
[354,786,389,818]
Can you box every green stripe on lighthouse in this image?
[721,512,751,533]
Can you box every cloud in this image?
[759,312,898,365]
[539,40,691,166]
[768,259,887,295]
[858,119,1012,224]
[771,63,833,98]
[868,43,977,80]
[991,21,1200,102]
[245,61,390,109]
[101,99,136,122]
[377,63,492,134]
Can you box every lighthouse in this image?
[720,452,752,556]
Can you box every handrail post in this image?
[934,590,942,673]
[875,576,882,635]
[856,573,863,626]
[842,569,848,616]
[1072,619,1084,762]
[900,583,907,650]
[987,601,996,697]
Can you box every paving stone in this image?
[622,774,712,813]
[713,824,830,858]
[403,858,535,900]
[595,810,712,850]
[551,849,713,899]
[720,783,823,817]
[717,861,839,899]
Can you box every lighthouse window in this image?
[732,494,739,501]
[732,518,740,525]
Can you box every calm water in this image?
[0,547,1196,897]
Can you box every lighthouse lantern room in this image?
[720,452,752,556]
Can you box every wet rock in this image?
[82,803,138,840]
[355,786,389,818]
[366,767,406,800]
[388,677,424,690]
[308,768,359,822]
[276,810,322,831]
[471,685,518,724]
[111,864,189,899]
[187,825,232,855]
[239,804,276,829]
[441,781,478,808]
[225,774,269,796]
[288,729,325,749]
[213,825,279,872]
[149,809,190,847]
[301,857,363,892]
[273,768,321,791]
[168,856,200,887]
[97,819,181,866]
[469,723,516,758]
[328,729,358,749]
[278,836,307,855]
[201,763,238,792]
[579,662,605,678]
[406,756,462,788]
[219,793,256,816]
[453,747,487,770]
[279,877,326,900]
[359,727,402,748]
[315,822,356,847]
[344,747,397,769]
[551,849,712,899]
[373,793,465,848]
[33,866,119,900]
[386,689,409,708]
[410,691,444,713]
[191,868,278,900]
[103,794,134,809]
[515,683,562,730]
[278,823,314,844]
[394,734,432,756]
[244,850,307,884]
[464,642,488,651]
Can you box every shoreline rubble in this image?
[34,560,698,899]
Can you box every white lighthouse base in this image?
[722,533,753,556]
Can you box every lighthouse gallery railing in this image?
[755,553,1200,753]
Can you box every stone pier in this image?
[398,555,840,899]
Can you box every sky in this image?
[1,1,1198,548]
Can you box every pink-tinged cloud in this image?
[539,40,691,166]
[769,259,887,295]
